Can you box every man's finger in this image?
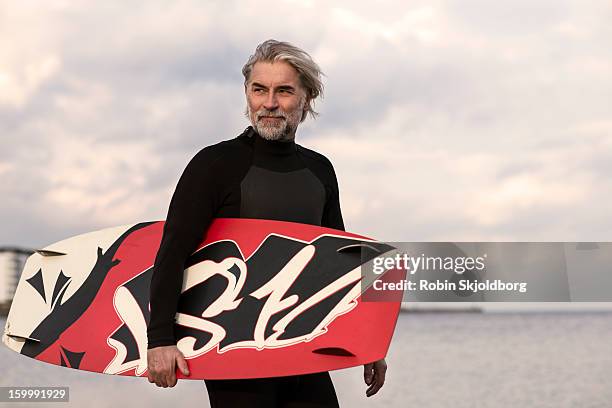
[366,361,387,397]
[366,385,380,397]
[176,353,190,376]
[363,363,374,385]
[155,369,168,388]
[165,369,177,388]
[148,369,161,385]
[366,379,377,397]
[366,380,382,397]
[167,373,177,388]
[375,363,387,388]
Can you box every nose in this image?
[263,91,279,110]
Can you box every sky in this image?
[1,0,612,249]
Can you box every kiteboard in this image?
[3,218,403,379]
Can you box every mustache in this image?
[256,110,286,120]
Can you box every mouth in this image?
[258,116,285,121]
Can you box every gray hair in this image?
[242,39,324,122]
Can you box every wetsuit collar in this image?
[248,126,297,156]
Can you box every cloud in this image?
[306,108,612,241]
[1,0,612,248]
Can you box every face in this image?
[245,61,308,141]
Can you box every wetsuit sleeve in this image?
[147,148,222,349]
[321,162,345,232]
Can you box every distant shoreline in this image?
[2,302,611,319]
[401,305,483,313]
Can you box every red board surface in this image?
[6,218,403,379]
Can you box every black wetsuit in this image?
[147,126,343,407]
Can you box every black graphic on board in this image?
[109,235,393,363]
[176,235,393,350]
[20,222,156,358]
[59,346,85,368]
[51,271,71,308]
[110,324,140,364]
[107,234,392,364]
[121,267,153,325]
[26,269,46,302]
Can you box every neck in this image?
[278,127,297,142]
[261,133,295,142]
[249,127,297,156]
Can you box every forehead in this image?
[248,60,302,88]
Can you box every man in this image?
[146,39,387,407]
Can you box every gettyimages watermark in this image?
[360,242,612,302]
[371,252,526,294]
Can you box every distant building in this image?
[0,247,34,304]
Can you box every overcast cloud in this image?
[1,0,611,248]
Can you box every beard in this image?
[246,102,304,141]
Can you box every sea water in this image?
[1,312,611,407]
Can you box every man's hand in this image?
[363,358,387,397]
[147,345,190,388]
